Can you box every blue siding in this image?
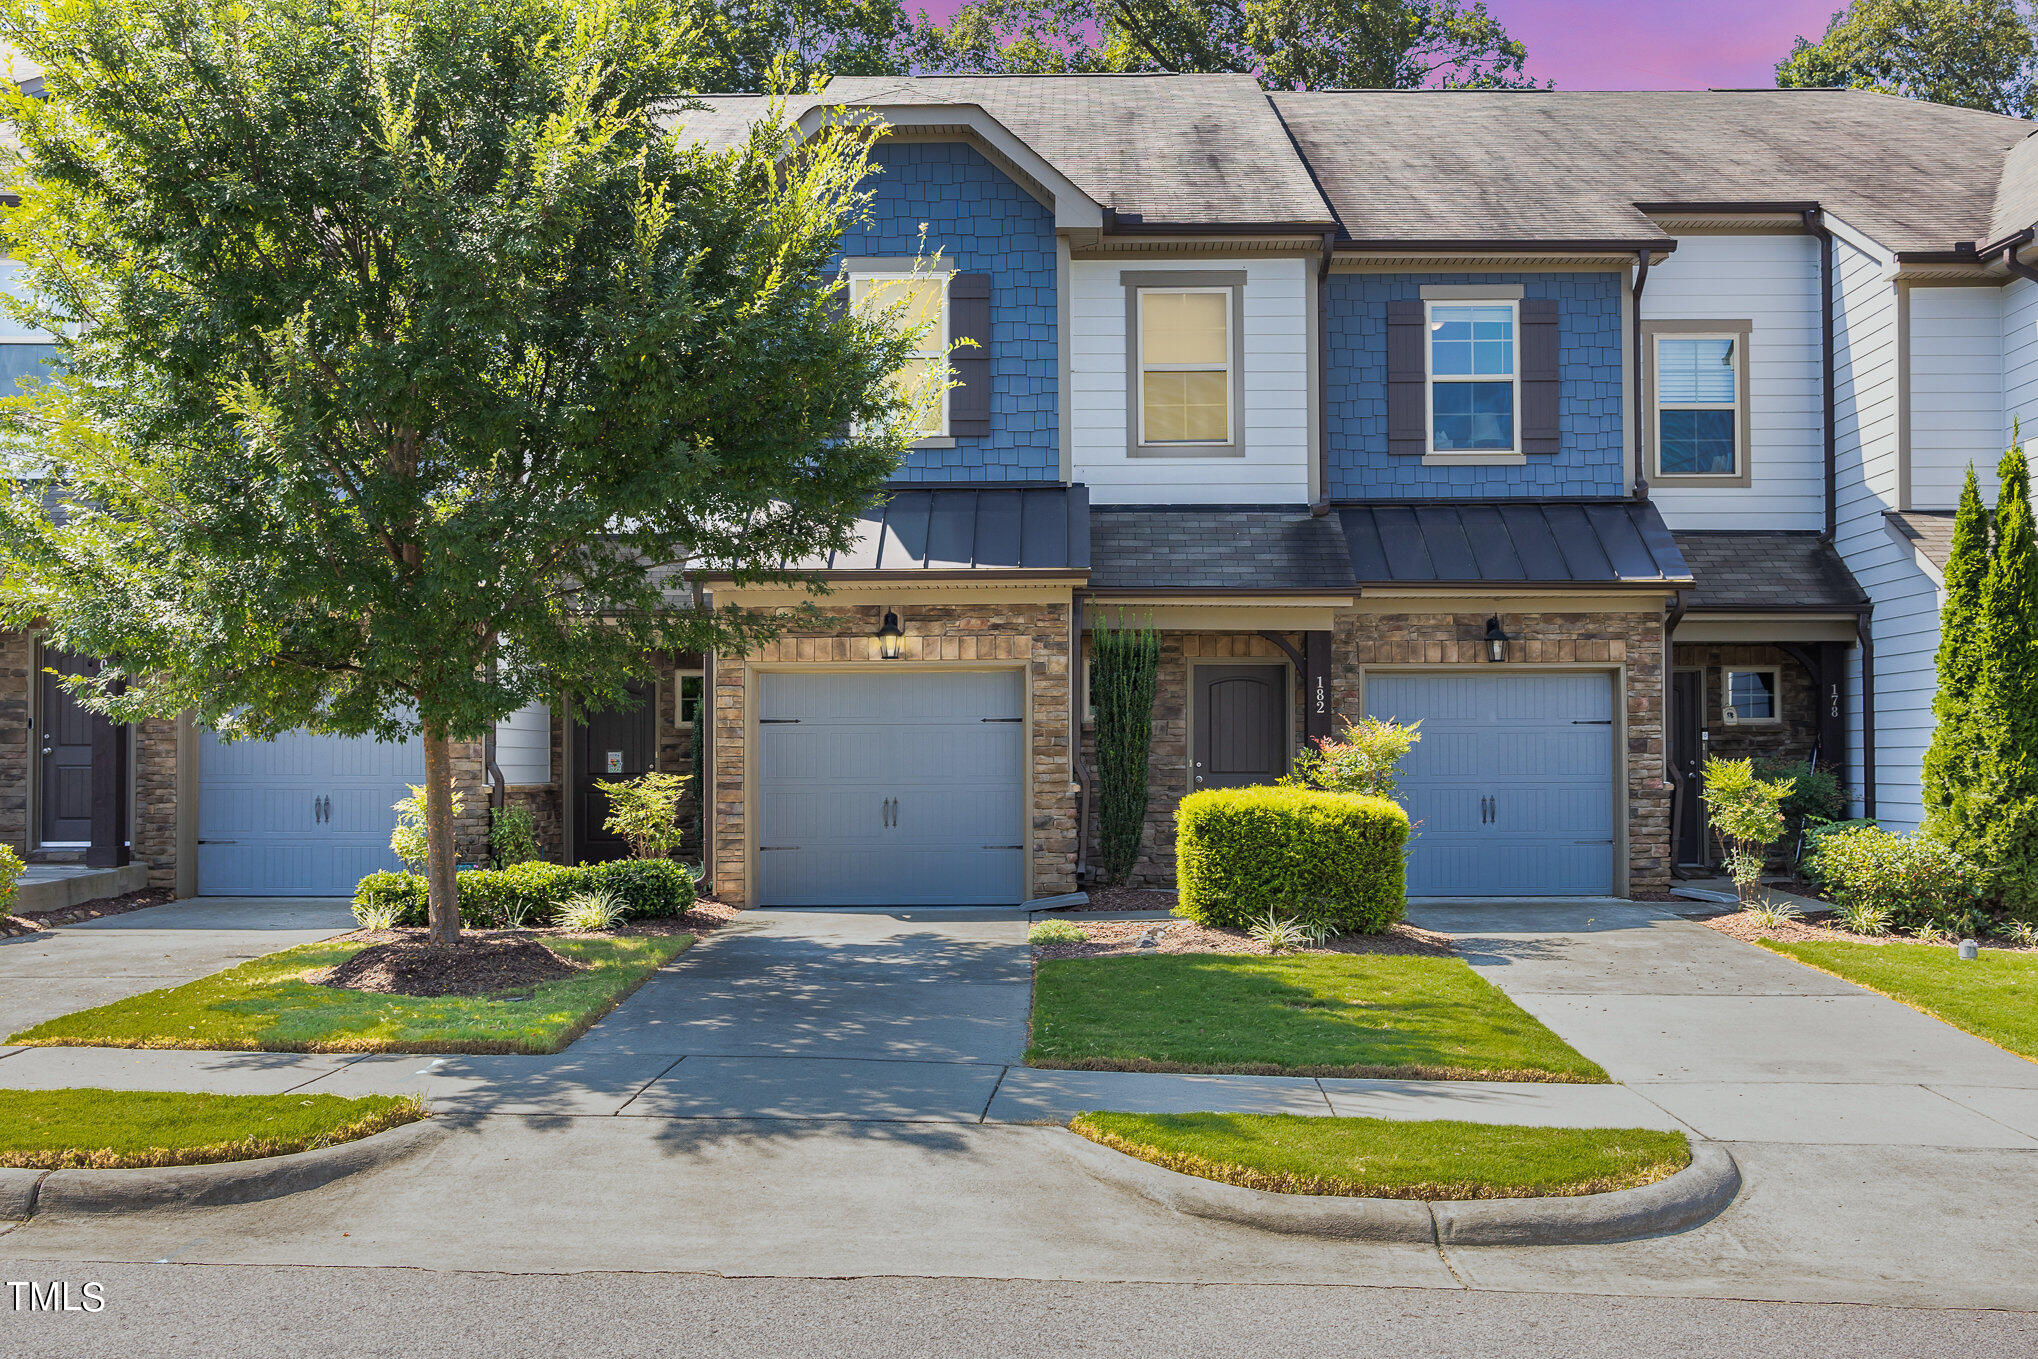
[839,141,1059,483]
[1326,272,1625,499]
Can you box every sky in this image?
[911,0,1848,90]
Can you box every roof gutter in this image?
[2006,235,2038,286]
[1312,229,1336,518]
[1630,248,1651,500]
[1804,208,1838,540]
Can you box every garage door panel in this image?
[756,671,1025,906]
[1367,671,1615,897]
[198,728,422,896]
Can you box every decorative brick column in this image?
[710,600,1076,907]
[1329,606,1673,895]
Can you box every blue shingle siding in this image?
[837,141,1059,483]
[1325,272,1625,499]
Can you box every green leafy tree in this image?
[0,0,921,947]
[596,770,691,859]
[1091,613,1161,885]
[1974,442,2038,913]
[1776,0,2038,116]
[1921,464,1993,849]
[913,0,1540,90]
[1704,756,1797,905]
[682,0,914,92]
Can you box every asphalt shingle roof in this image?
[1673,531,1867,611]
[1338,501,1691,588]
[1885,510,1957,574]
[1088,508,1357,592]
[1272,89,2035,254]
[665,75,1335,229]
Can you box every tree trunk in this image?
[421,721,461,949]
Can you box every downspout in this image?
[1857,605,1877,819]
[1805,209,1837,540]
[2007,236,2038,285]
[1662,591,1689,874]
[1071,590,1094,887]
[1311,230,1336,516]
[1630,249,1652,499]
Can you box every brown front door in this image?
[575,680,656,862]
[1671,669,1706,865]
[1193,664,1289,791]
[39,650,102,846]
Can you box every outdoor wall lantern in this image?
[1483,616,1513,663]
[875,610,904,660]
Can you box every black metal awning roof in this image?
[790,485,1090,575]
[1337,501,1693,588]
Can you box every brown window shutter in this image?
[948,273,991,437]
[1387,299,1426,455]
[1521,297,1560,455]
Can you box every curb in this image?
[1058,1131,1740,1247]
[0,1167,43,1221]
[18,1116,451,1221]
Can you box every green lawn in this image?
[1029,953,1608,1082]
[0,1088,424,1170]
[1072,1111,1690,1199]
[1760,939,2038,1061]
[9,934,692,1055]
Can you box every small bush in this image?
[1836,900,1891,936]
[0,842,24,914]
[595,771,689,860]
[582,858,694,919]
[1745,899,1801,931]
[353,871,428,928]
[557,889,626,932]
[1808,825,1991,935]
[1245,910,1323,953]
[1028,919,1086,945]
[1175,786,1409,933]
[457,861,583,929]
[490,804,539,867]
[1286,717,1421,800]
[1704,756,1795,904]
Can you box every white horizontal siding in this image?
[2000,275,2038,506]
[1908,285,2004,510]
[494,700,551,787]
[1642,234,1823,531]
[1070,256,1312,504]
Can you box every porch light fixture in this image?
[1483,616,1513,663]
[875,610,904,660]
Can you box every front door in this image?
[38,650,101,846]
[1193,664,1289,791]
[575,681,656,862]
[1671,669,1706,866]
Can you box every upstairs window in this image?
[849,272,948,437]
[1137,287,1232,445]
[1646,321,1751,487]
[1427,301,1518,454]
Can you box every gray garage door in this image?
[757,671,1026,906]
[197,728,422,895]
[1366,672,1616,897]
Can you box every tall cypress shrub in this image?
[1975,442,2038,915]
[1921,464,1992,850]
[1091,613,1161,885]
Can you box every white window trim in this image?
[1135,285,1235,448]
[1651,330,1747,482]
[848,268,951,439]
[1424,297,1521,458]
[1719,666,1782,727]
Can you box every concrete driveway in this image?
[0,897,356,1039]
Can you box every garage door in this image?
[1366,672,1616,897]
[197,728,423,895]
[757,671,1025,906]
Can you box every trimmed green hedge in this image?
[1175,785,1409,933]
[353,858,694,930]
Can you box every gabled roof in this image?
[1672,531,1867,612]
[664,75,1334,231]
[1338,501,1692,589]
[1884,509,1957,579]
[1272,89,2034,255]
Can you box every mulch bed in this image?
[2,888,178,938]
[313,933,585,997]
[1033,916,1456,961]
[1695,905,2038,953]
[1062,885,1181,915]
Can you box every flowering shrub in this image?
[1287,717,1421,800]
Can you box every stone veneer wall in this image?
[1331,608,1672,894]
[1080,631,1306,888]
[711,602,1076,907]
[0,630,28,855]
[1671,643,1820,770]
